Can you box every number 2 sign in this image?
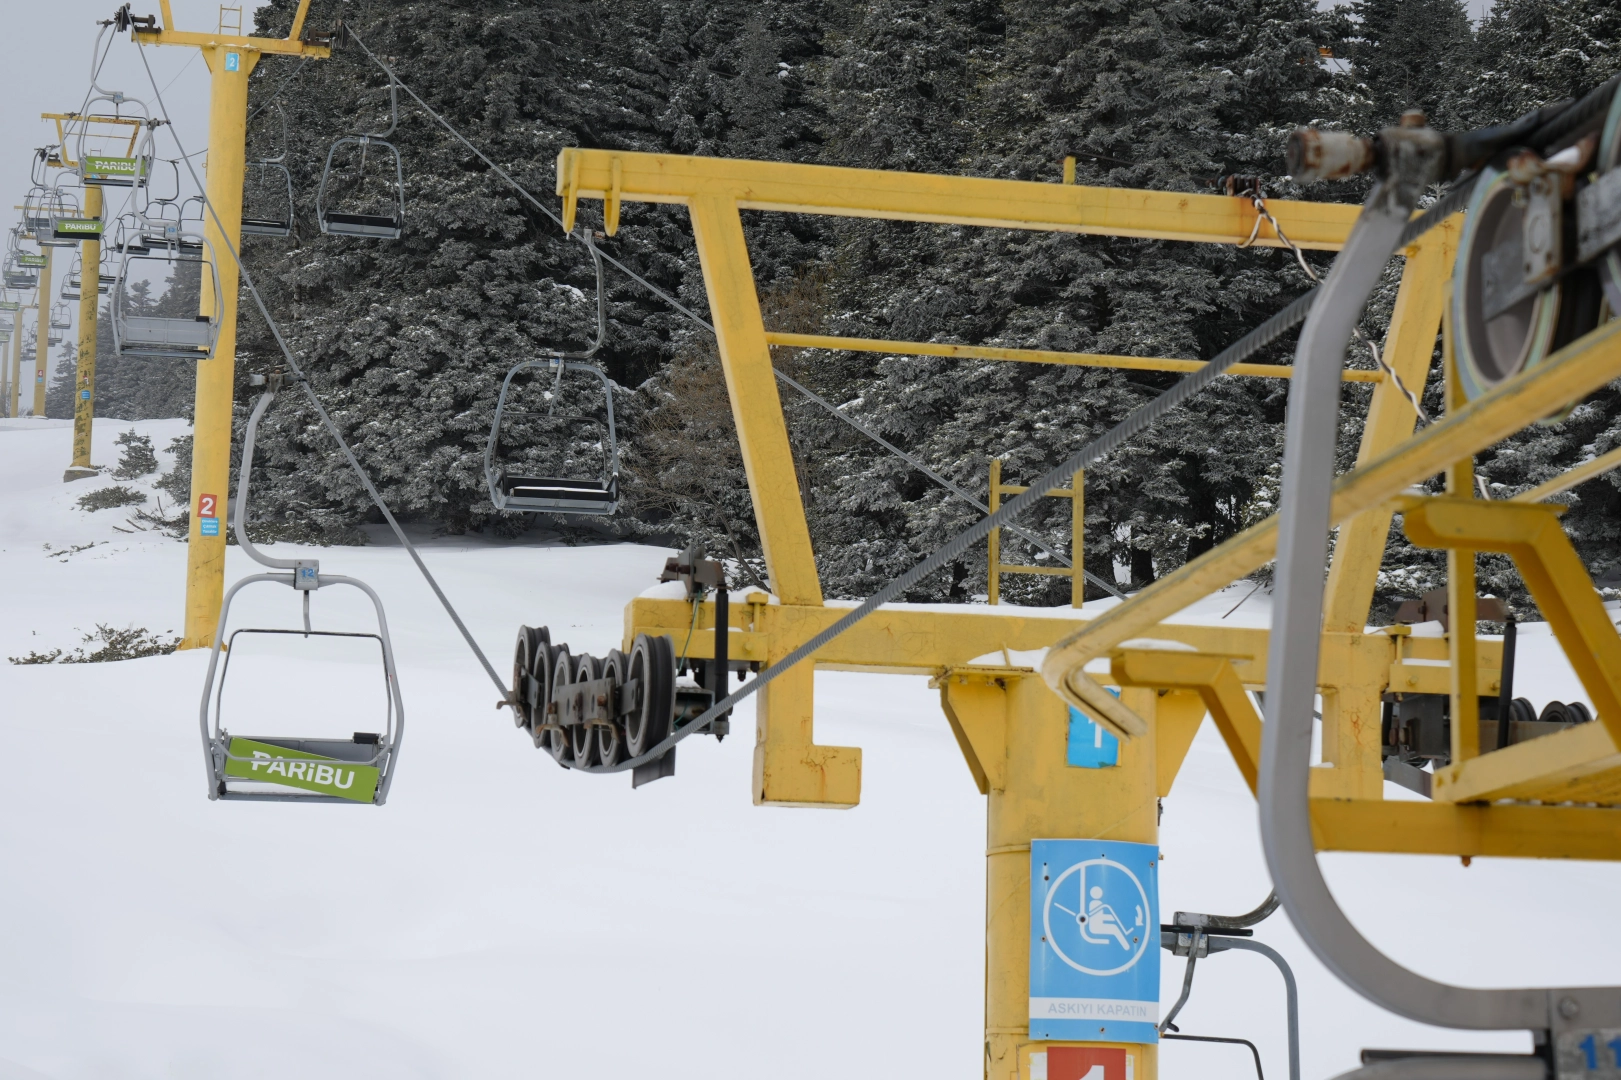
[198,494,218,518]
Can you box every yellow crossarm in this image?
[764,331,1384,382]
[557,148,1360,249]
[1041,314,1621,733]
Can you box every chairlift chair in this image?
[200,375,403,805]
[71,92,155,189]
[242,161,296,237]
[49,302,71,330]
[111,229,224,360]
[242,105,296,238]
[2,253,37,290]
[20,184,59,239]
[316,78,405,239]
[483,234,619,514]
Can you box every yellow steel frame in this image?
[555,146,1496,1079]
[135,0,331,648]
[987,459,1084,607]
[563,145,1621,1079]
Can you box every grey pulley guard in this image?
[1262,124,1621,1045]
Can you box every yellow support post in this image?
[7,314,18,417]
[66,185,103,481]
[178,43,259,647]
[988,458,1002,606]
[939,671,1159,1080]
[1443,323,1480,766]
[33,250,51,417]
[135,1,331,649]
[1071,469,1084,609]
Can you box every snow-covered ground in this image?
[2,416,1619,1080]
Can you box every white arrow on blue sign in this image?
[1030,838,1160,1044]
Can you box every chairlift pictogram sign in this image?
[1030,839,1160,1044]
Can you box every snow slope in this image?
[2,417,1620,1080]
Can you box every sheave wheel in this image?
[541,645,572,760]
[512,626,540,730]
[572,654,603,768]
[625,633,675,758]
[1453,166,1562,404]
[596,649,629,766]
[525,638,554,740]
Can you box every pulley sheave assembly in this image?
[1453,136,1618,406]
[509,550,742,787]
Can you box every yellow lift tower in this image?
[548,147,1463,1079]
[41,110,146,480]
[32,248,52,418]
[133,0,331,648]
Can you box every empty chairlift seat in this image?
[111,228,223,360]
[200,376,404,805]
[241,105,296,238]
[316,79,406,240]
[484,358,622,516]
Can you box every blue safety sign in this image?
[225,52,240,72]
[1030,838,1159,1043]
[80,390,90,400]
[199,517,220,537]
[1067,703,1120,769]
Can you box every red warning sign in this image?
[198,493,218,518]
[1048,1046,1130,1080]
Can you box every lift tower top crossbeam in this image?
[133,0,331,649]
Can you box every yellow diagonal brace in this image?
[687,196,822,605]
[1042,313,1621,724]
[1111,649,1263,795]
[1322,221,1458,631]
[557,148,1359,249]
[1404,498,1621,741]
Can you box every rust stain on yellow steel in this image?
[765,331,1385,382]
[557,148,1360,249]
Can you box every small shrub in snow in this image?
[8,624,180,665]
[112,431,158,479]
[77,485,148,512]
[154,435,192,501]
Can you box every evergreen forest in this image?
[55,0,1621,609]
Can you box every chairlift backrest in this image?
[199,380,404,805]
[316,78,405,240]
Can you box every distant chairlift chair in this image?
[199,374,404,805]
[316,78,405,239]
[242,105,295,238]
[483,233,619,514]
